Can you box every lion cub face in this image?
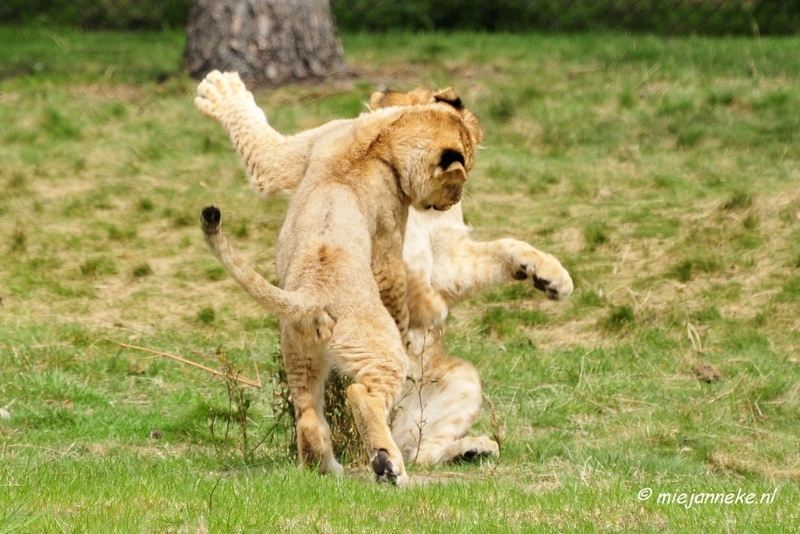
[369,87,483,212]
[379,108,472,212]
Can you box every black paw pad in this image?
[460,449,478,461]
[372,449,397,484]
[514,265,529,281]
[454,449,491,463]
[533,275,551,293]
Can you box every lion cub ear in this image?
[369,90,404,110]
[442,164,467,185]
[368,91,386,111]
[431,88,482,146]
[438,149,468,185]
[432,87,463,110]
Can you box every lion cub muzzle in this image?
[420,148,467,211]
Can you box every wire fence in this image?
[2,0,798,35]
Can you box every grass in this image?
[1,25,800,532]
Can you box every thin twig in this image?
[208,474,228,513]
[687,322,702,353]
[709,375,745,404]
[98,338,261,388]
[634,64,661,89]
[412,328,432,465]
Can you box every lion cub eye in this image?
[438,149,465,170]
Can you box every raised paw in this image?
[194,70,256,125]
[513,249,574,301]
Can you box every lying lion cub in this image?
[198,71,480,485]
[195,75,573,466]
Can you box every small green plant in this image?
[197,306,216,324]
[234,221,249,238]
[584,222,609,249]
[577,290,604,308]
[132,262,153,278]
[603,305,635,331]
[43,108,82,140]
[208,348,296,463]
[722,190,754,211]
[676,125,705,148]
[488,96,515,123]
[324,370,365,465]
[672,260,694,282]
[108,225,137,241]
[173,214,194,227]
[80,257,118,278]
[742,213,759,230]
[6,171,27,195]
[206,265,227,281]
[209,348,257,460]
[138,198,155,212]
[775,276,800,302]
[619,87,637,109]
[10,225,26,252]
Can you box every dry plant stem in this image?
[411,329,432,465]
[99,338,261,388]
[219,351,251,458]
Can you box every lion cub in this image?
[196,76,573,466]
[198,71,480,485]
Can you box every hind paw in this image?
[444,436,499,464]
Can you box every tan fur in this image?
[195,74,573,466]
[197,71,480,484]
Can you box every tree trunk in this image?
[183,0,349,88]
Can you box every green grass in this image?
[2,26,800,532]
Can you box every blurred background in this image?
[2,0,798,35]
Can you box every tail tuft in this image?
[201,206,221,234]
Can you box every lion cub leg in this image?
[336,319,409,485]
[347,383,408,486]
[281,330,343,477]
[432,230,574,303]
[405,267,448,330]
[393,338,498,465]
[195,70,302,198]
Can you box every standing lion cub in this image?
[198,70,481,485]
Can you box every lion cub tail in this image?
[200,206,334,335]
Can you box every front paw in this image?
[514,251,574,300]
[372,449,408,486]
